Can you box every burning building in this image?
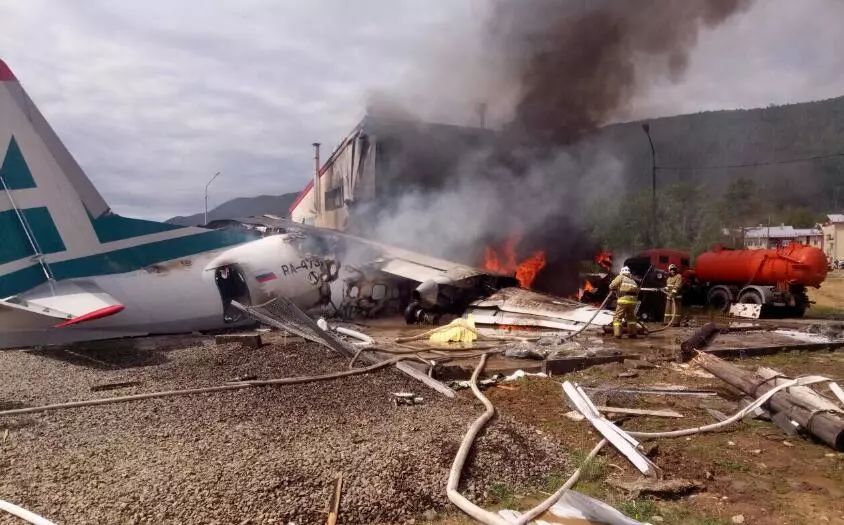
[289,115,495,231]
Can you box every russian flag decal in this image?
[255,272,278,283]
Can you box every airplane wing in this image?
[1,281,124,328]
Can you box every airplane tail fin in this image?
[0,59,209,298]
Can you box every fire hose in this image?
[0,356,419,418]
[563,290,614,340]
[447,354,610,524]
[0,500,56,525]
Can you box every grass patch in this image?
[807,305,844,319]
[714,458,750,472]
[617,498,659,521]
[658,508,732,525]
[571,449,608,482]
[486,482,519,508]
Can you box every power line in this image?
[655,152,844,171]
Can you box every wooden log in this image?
[696,352,844,450]
[703,341,844,359]
[325,473,343,525]
[756,367,843,414]
[597,406,684,418]
[679,322,720,361]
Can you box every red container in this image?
[695,244,828,287]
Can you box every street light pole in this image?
[204,171,221,226]
[642,123,657,246]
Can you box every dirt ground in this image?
[1,325,842,524]
[808,269,844,318]
[431,348,844,525]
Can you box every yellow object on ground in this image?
[429,315,479,343]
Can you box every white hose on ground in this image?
[0,499,56,525]
[334,326,374,346]
[447,355,611,525]
[563,291,614,341]
[446,353,513,525]
[0,356,409,418]
[512,438,608,524]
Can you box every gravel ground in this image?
[0,338,571,524]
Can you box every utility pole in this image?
[204,171,221,226]
[642,123,657,246]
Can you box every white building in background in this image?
[821,214,844,262]
[742,225,823,250]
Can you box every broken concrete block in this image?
[215,333,263,349]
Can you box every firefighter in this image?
[664,263,684,325]
[609,266,639,338]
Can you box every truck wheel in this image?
[737,289,764,305]
[706,288,731,312]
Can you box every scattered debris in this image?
[618,371,638,378]
[706,408,729,422]
[598,406,684,418]
[499,489,643,525]
[325,473,343,525]
[503,370,548,382]
[562,381,656,475]
[90,381,142,392]
[392,392,424,406]
[730,303,762,319]
[583,385,719,397]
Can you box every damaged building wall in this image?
[289,116,494,232]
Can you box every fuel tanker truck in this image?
[623,244,828,318]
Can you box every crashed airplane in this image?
[0,59,610,349]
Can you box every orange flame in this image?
[594,250,613,271]
[483,236,547,289]
[578,279,596,301]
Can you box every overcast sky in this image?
[1,0,842,220]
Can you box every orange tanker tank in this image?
[694,244,828,288]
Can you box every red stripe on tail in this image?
[0,60,17,82]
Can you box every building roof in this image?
[827,214,844,223]
[744,225,822,239]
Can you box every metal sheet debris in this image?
[499,489,643,525]
[562,381,656,476]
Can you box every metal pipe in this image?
[313,142,321,215]
[642,123,657,246]
[204,171,221,226]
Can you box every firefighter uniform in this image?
[609,272,639,338]
[664,267,684,325]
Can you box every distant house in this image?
[742,225,823,250]
[821,214,844,262]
